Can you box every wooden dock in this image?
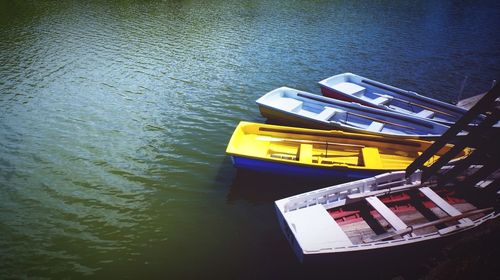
[456,93,486,110]
[407,83,500,189]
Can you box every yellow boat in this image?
[226,122,470,180]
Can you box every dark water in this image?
[1,0,499,279]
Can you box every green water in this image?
[1,0,499,278]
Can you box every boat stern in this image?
[275,199,307,263]
[275,199,353,263]
[318,73,365,102]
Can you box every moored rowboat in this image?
[318,73,478,125]
[274,169,499,263]
[256,87,450,140]
[225,122,470,180]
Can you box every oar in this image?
[294,92,416,130]
[256,136,365,148]
[362,79,459,117]
[269,150,359,157]
[364,207,494,243]
[344,112,416,130]
[372,92,455,117]
[296,92,435,129]
[270,153,359,166]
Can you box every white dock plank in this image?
[419,187,461,217]
[365,196,407,231]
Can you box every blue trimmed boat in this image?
[256,87,450,140]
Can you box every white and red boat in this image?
[275,169,499,263]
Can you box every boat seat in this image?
[419,187,472,225]
[365,196,407,231]
[284,204,353,250]
[415,109,435,118]
[419,187,461,216]
[367,121,384,132]
[331,82,365,96]
[274,97,303,112]
[361,147,382,168]
[315,107,340,121]
[296,109,318,119]
[299,144,313,164]
[372,94,393,106]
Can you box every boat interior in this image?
[326,186,484,244]
[243,126,451,170]
[266,90,438,135]
[329,81,450,118]
[319,73,471,124]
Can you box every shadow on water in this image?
[226,169,349,204]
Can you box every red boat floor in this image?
[326,188,479,244]
[328,189,467,226]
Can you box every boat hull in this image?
[232,156,383,180]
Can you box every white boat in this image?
[256,87,450,139]
[275,169,499,263]
[318,73,478,125]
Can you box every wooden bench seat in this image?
[419,187,472,225]
[419,187,461,216]
[366,196,407,231]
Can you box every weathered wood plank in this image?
[419,187,461,216]
[365,196,407,231]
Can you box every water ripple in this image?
[1,0,499,278]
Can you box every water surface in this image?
[1,0,499,278]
